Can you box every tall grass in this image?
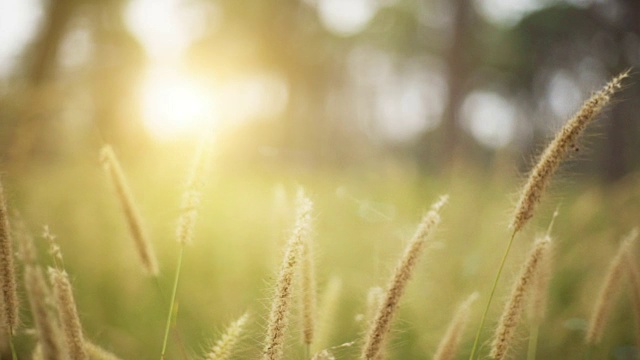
[0,72,638,359]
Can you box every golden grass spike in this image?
[49,268,88,360]
[528,240,554,325]
[204,312,249,360]
[433,292,479,360]
[176,134,214,246]
[361,195,448,360]
[25,265,67,360]
[301,217,317,347]
[262,191,313,360]
[0,179,18,333]
[586,228,638,345]
[490,236,552,360]
[100,145,159,276]
[510,71,628,233]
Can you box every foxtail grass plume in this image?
[586,228,638,345]
[204,312,249,360]
[25,266,67,360]
[511,71,628,233]
[49,268,88,360]
[0,179,18,333]
[361,195,448,360]
[177,134,214,245]
[528,240,554,325]
[301,227,317,347]
[433,292,479,360]
[262,191,313,360]
[100,145,159,276]
[490,236,552,360]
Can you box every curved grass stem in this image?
[161,246,185,360]
[468,231,517,360]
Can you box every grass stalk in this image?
[468,230,516,360]
[527,324,539,360]
[160,245,184,360]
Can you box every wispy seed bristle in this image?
[490,236,552,360]
[360,195,447,360]
[0,179,18,333]
[262,190,313,360]
[49,268,88,360]
[586,228,638,345]
[433,292,479,360]
[204,312,249,360]
[100,145,159,276]
[511,71,628,232]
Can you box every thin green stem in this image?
[154,277,188,360]
[161,246,185,360]
[468,231,517,360]
[9,331,17,360]
[527,324,539,360]
[305,344,310,359]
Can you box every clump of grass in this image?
[48,268,88,360]
[0,179,18,335]
[585,228,638,345]
[20,232,67,360]
[262,190,313,360]
[490,236,552,360]
[100,145,159,276]
[433,292,479,360]
[203,312,249,360]
[470,71,629,360]
[360,195,448,360]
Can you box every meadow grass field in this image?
[0,73,637,360]
[3,138,640,359]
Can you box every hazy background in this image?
[1,0,639,178]
[1,0,640,359]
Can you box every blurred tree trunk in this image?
[9,0,75,167]
[420,0,474,170]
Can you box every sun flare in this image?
[139,66,217,140]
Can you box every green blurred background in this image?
[1,0,640,358]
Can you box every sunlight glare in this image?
[140,67,216,140]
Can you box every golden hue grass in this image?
[100,145,159,276]
[511,71,628,233]
[262,191,313,360]
[1,72,638,359]
[177,135,213,246]
[48,268,88,360]
[301,221,317,348]
[0,180,18,333]
[360,195,447,360]
[204,312,249,360]
[490,236,552,360]
[586,229,638,345]
[432,292,478,360]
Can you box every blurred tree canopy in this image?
[1,0,639,180]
